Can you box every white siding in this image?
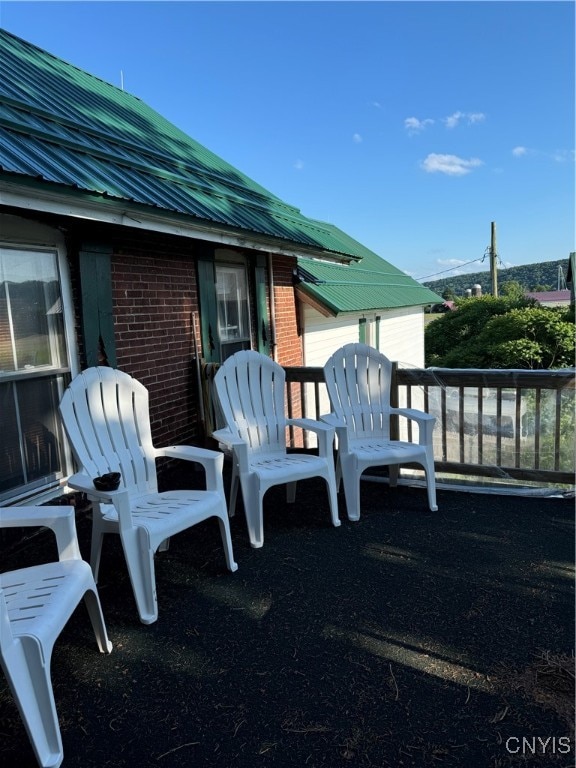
[301,308,360,367]
[302,304,425,368]
[377,307,426,368]
[300,304,427,436]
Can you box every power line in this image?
[416,256,486,282]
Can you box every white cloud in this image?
[551,149,575,163]
[444,111,465,129]
[438,258,473,269]
[434,258,482,277]
[371,101,382,109]
[444,111,486,128]
[512,146,574,163]
[421,153,483,176]
[404,116,434,135]
[414,258,475,280]
[353,133,363,143]
[406,112,484,134]
[294,159,304,170]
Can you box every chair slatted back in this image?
[59,367,157,494]
[324,343,393,440]
[214,351,287,454]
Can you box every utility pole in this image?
[490,221,498,297]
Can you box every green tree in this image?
[425,296,574,369]
[479,307,575,368]
[500,280,526,300]
[425,295,528,367]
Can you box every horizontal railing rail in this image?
[284,366,575,487]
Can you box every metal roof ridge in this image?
[298,259,416,279]
[304,266,415,279]
[0,27,136,100]
[303,280,436,288]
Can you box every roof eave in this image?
[297,280,443,315]
[0,178,360,264]
[295,284,338,317]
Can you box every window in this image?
[0,245,72,502]
[216,264,251,360]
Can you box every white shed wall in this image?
[299,304,427,435]
[301,304,425,368]
[377,307,426,368]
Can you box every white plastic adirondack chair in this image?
[213,350,340,548]
[323,343,438,520]
[59,366,238,625]
[0,505,112,768]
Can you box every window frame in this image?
[0,218,78,503]
[214,257,253,361]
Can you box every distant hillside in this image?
[423,258,570,298]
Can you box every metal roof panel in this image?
[0,29,371,261]
[297,234,443,312]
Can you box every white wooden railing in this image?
[284,366,575,487]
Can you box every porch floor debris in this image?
[1,465,574,767]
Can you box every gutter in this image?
[0,180,361,265]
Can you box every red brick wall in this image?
[111,248,201,447]
[270,256,304,441]
[90,244,303,448]
[271,255,302,367]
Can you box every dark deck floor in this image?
[1,468,574,767]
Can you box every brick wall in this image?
[82,242,303,448]
[271,255,302,367]
[112,247,201,447]
[270,255,304,442]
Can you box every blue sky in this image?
[0,1,574,283]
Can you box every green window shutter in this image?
[196,248,219,362]
[375,315,381,350]
[79,243,116,367]
[359,317,367,344]
[254,254,270,355]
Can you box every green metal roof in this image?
[297,224,443,313]
[0,28,364,261]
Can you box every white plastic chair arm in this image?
[321,414,350,452]
[67,473,134,532]
[391,408,436,445]
[212,428,239,448]
[320,413,346,428]
[66,472,128,501]
[212,429,250,474]
[159,445,225,493]
[0,505,82,562]
[287,418,334,435]
[286,418,335,457]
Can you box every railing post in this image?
[390,361,399,441]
